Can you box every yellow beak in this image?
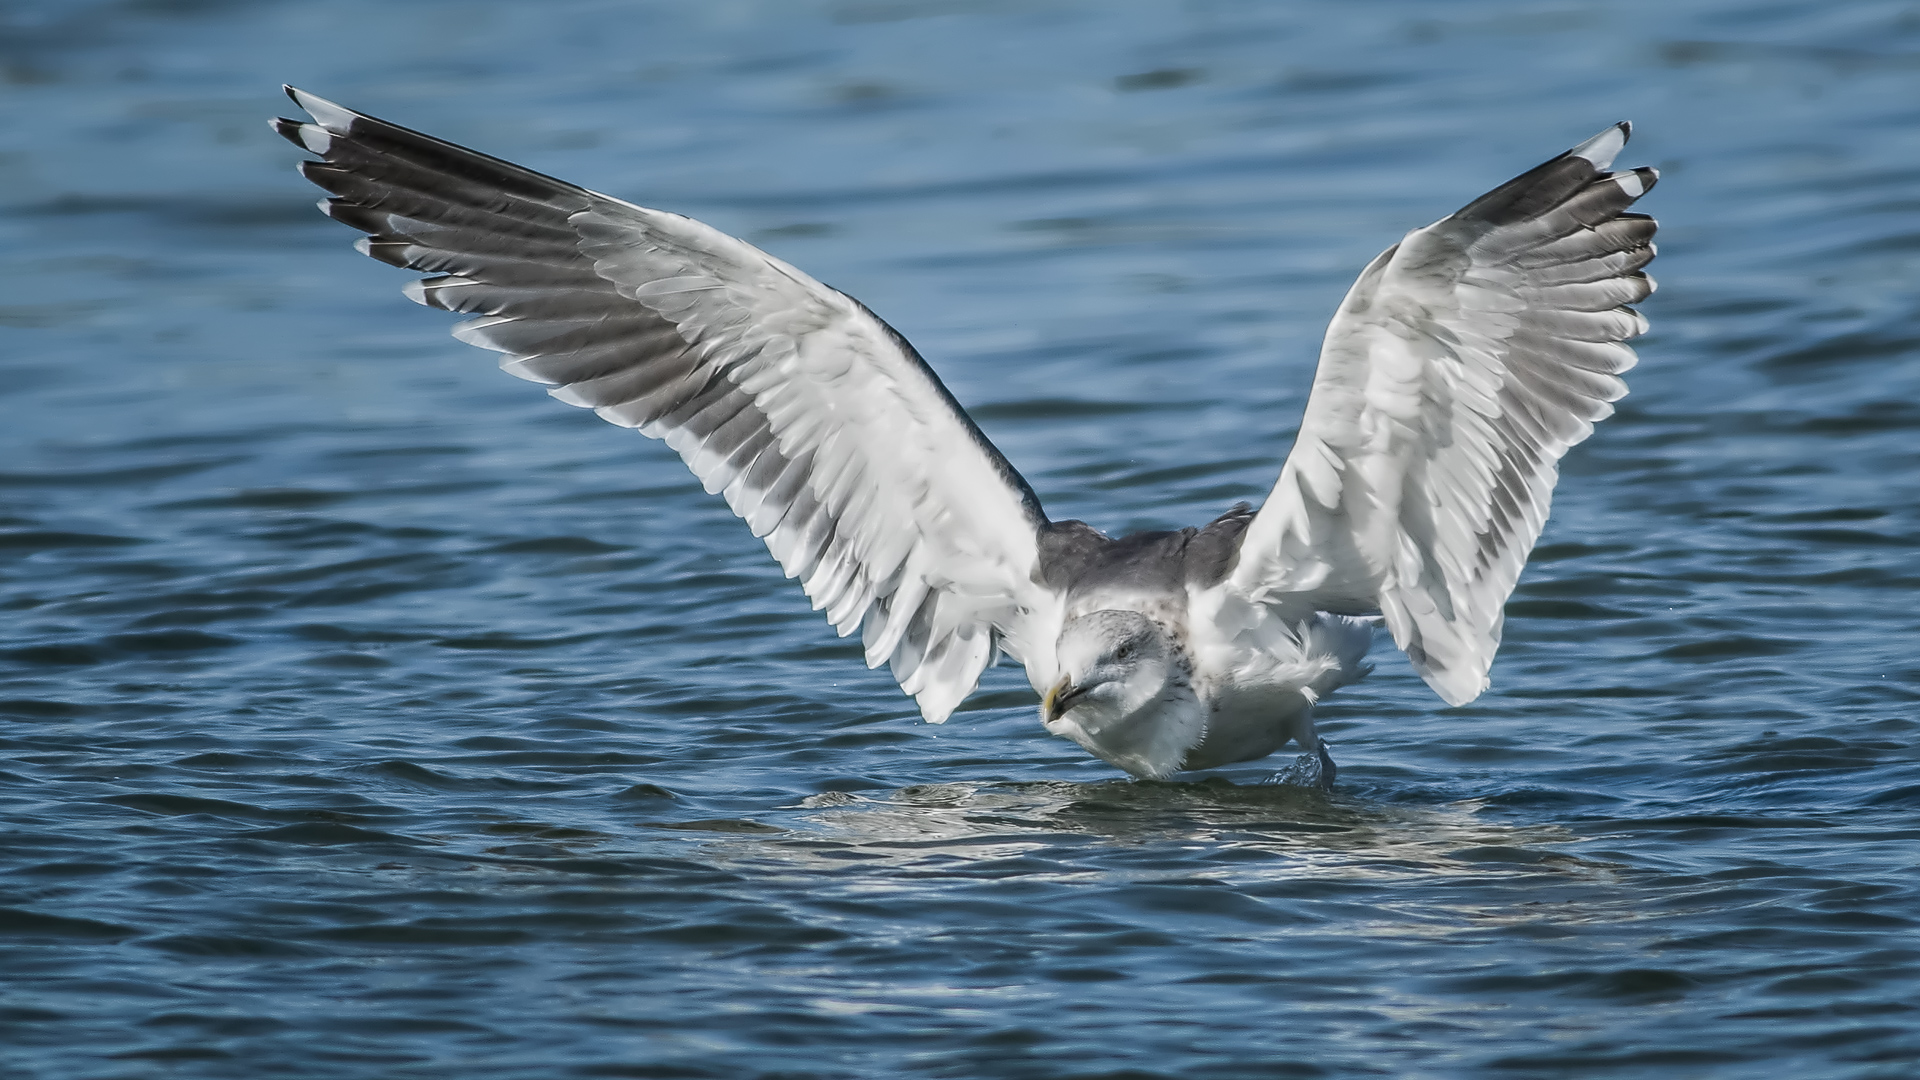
[1042,676,1075,723]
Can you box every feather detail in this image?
[1227,123,1657,706]
[275,87,1059,722]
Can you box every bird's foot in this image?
[1265,744,1336,790]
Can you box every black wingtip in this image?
[1619,164,1659,198]
[271,113,334,156]
[272,87,306,142]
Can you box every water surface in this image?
[3,1,1919,1076]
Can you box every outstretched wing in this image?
[1228,123,1658,705]
[273,87,1056,722]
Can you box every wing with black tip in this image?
[274,87,1061,722]
[1227,123,1658,705]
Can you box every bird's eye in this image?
[1114,643,1135,662]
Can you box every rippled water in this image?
[5,1,1920,1076]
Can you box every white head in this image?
[1040,609,1203,779]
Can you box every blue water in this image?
[4,1,1919,1076]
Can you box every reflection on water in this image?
[433,777,1603,886]
[786,779,1595,881]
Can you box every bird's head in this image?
[1040,609,1201,778]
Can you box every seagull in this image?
[273,87,1656,784]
